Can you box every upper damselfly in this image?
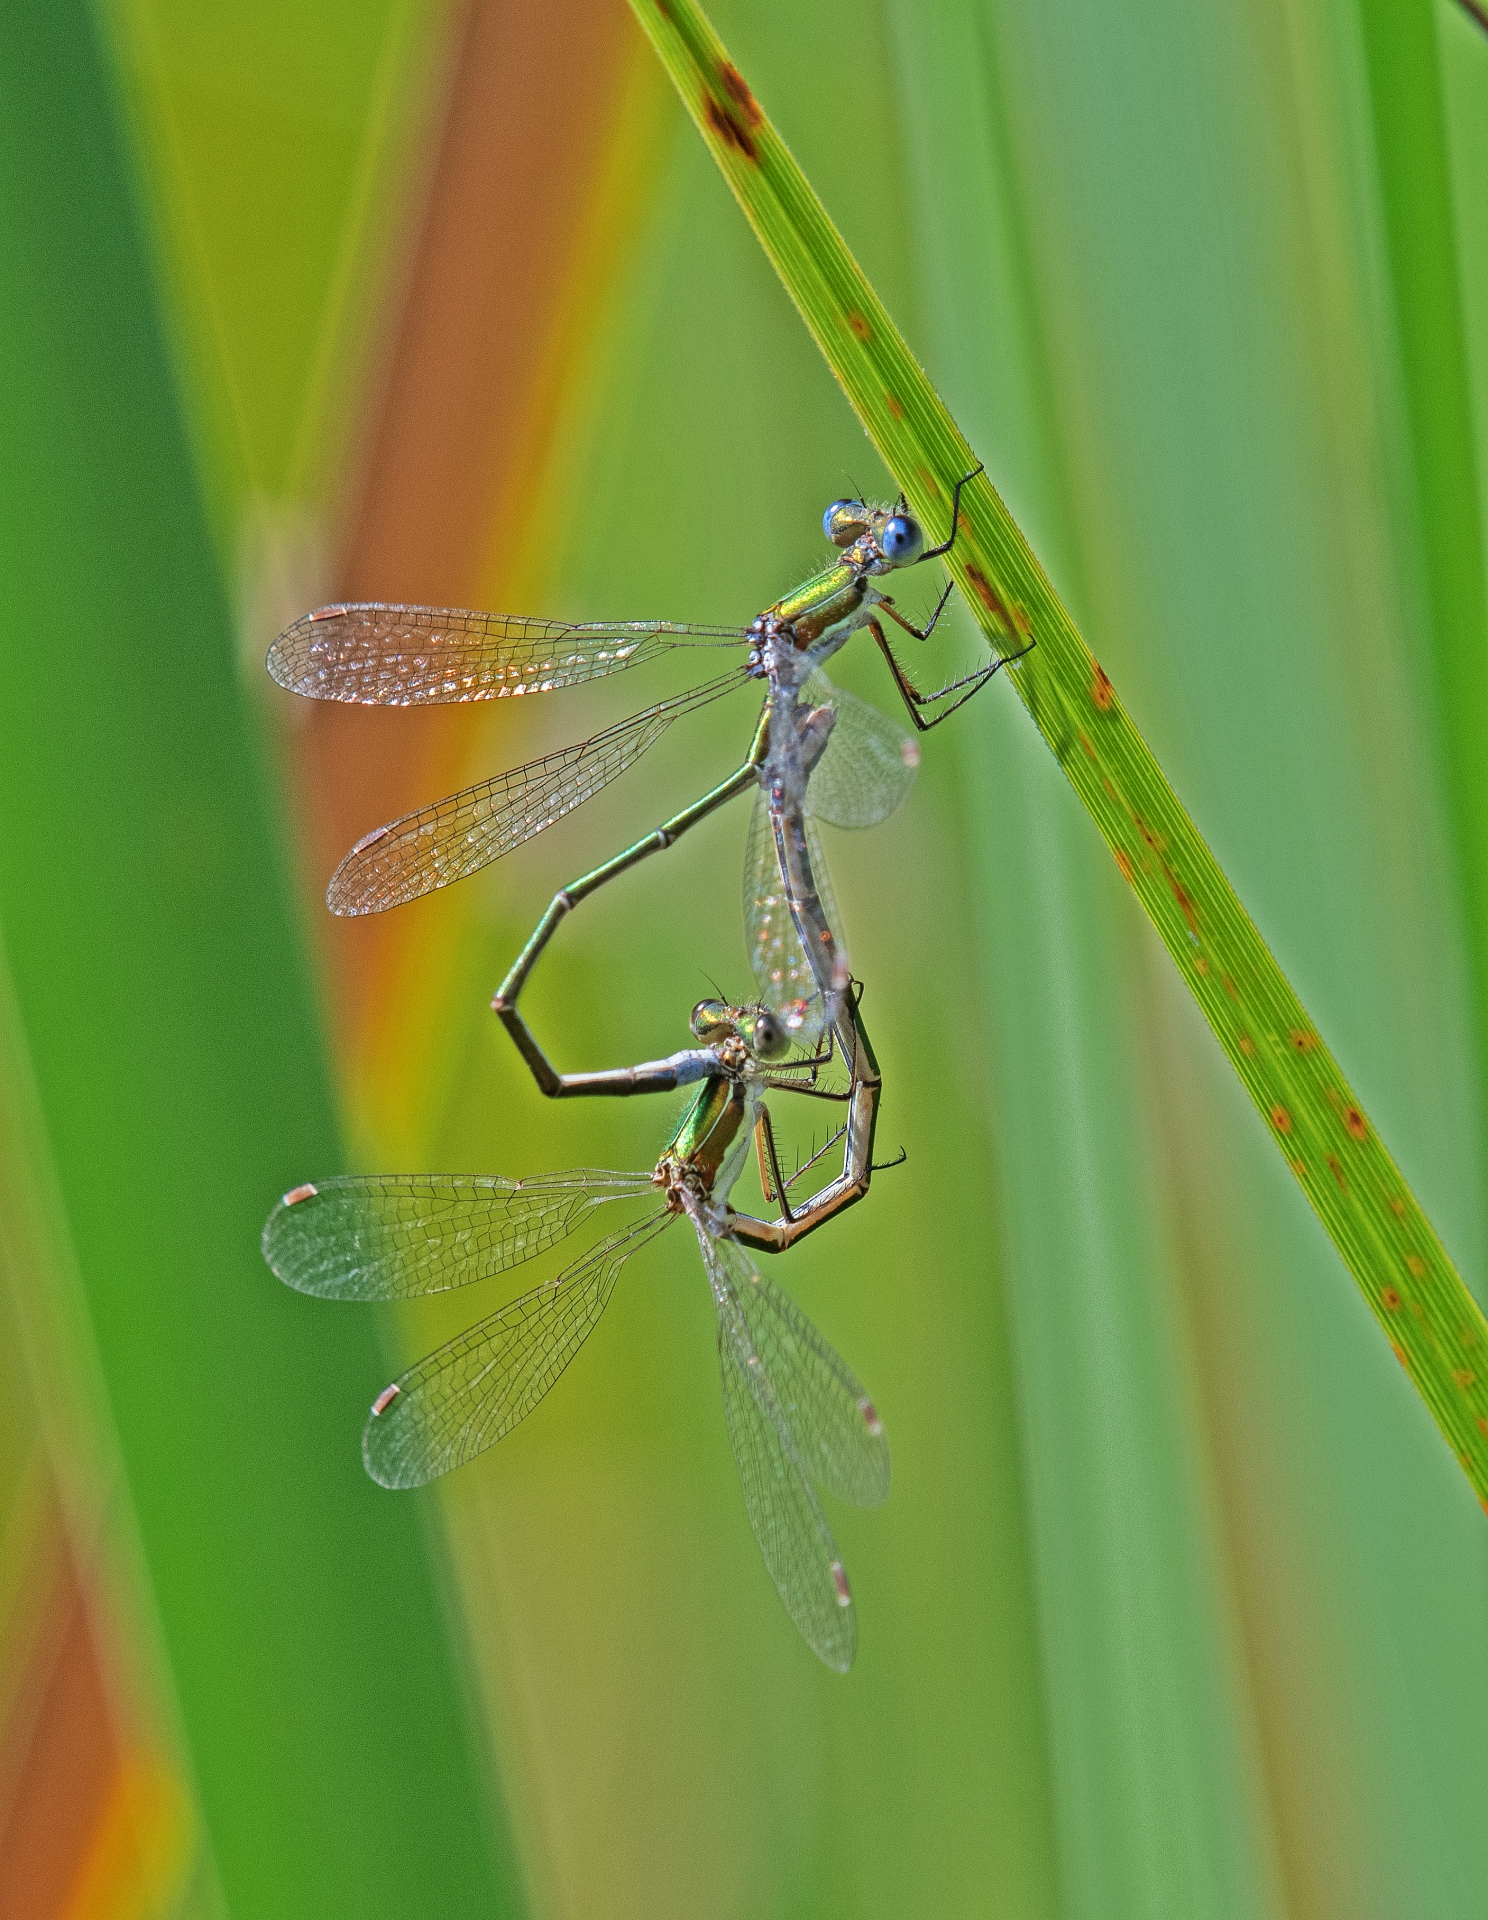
[269,469,1027,901]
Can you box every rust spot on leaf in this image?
[1079,731,1096,760]
[1391,1195,1406,1217]
[1406,1253,1426,1278]
[703,94,758,163]
[1382,1286,1402,1310]
[1271,1103,1292,1133]
[1326,1153,1347,1192]
[1195,956,1210,976]
[1114,848,1135,884]
[1012,604,1034,637]
[1222,976,1238,999]
[916,465,942,498]
[718,62,763,126]
[1344,1105,1366,1140]
[1292,1157,1306,1177]
[846,310,872,342]
[1391,1342,1408,1367]
[1091,665,1113,710]
[1478,1415,1488,1437]
[1239,1034,1256,1056]
[964,564,1011,630]
[1456,1369,1477,1390]
[1288,1028,1317,1052]
[885,393,904,419]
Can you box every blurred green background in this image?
[1,0,1486,1914]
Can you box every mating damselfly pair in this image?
[262,470,1031,1668]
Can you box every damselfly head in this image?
[825,495,926,570]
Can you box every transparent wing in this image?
[742,787,843,1045]
[725,1250,889,1509]
[268,604,748,705]
[804,674,918,829]
[328,671,739,915]
[363,1209,674,1489]
[261,1170,654,1300]
[702,1229,857,1671]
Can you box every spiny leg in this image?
[730,984,886,1255]
[870,614,1035,734]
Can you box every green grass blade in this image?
[630,0,1488,1504]
[0,2,522,1910]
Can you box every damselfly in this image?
[267,471,1031,962]
[263,991,891,1670]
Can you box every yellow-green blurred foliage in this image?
[2,1,1486,1916]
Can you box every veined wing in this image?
[268,604,748,705]
[701,1227,857,1672]
[724,1247,889,1508]
[742,786,843,1045]
[329,671,741,915]
[804,674,918,829]
[363,1209,674,1489]
[261,1170,654,1300]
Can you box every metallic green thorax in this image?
[661,1071,749,1196]
[765,562,870,650]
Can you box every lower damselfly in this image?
[263,990,890,1670]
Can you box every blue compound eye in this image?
[823,498,867,546]
[881,514,925,565]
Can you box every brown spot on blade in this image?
[1271,1104,1292,1133]
[1091,665,1113,710]
[846,310,872,342]
[704,93,758,162]
[718,62,763,127]
[964,564,1010,631]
